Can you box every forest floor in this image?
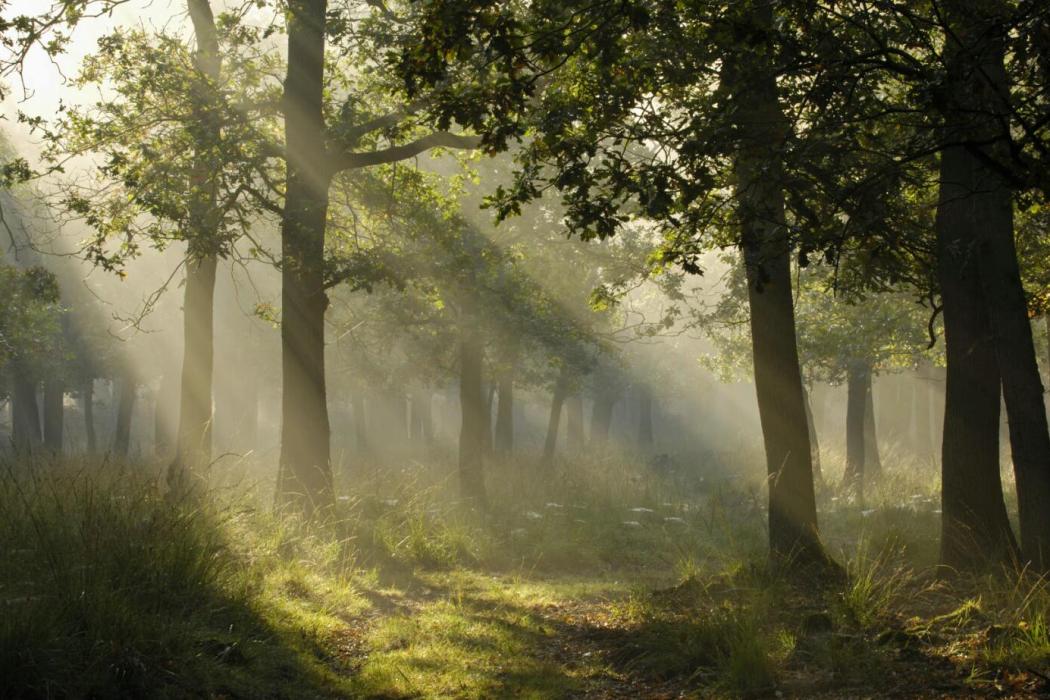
[3,452,1050,698]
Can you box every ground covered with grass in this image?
[2,453,1049,698]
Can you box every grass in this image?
[2,448,1050,698]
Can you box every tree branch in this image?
[330,132,481,172]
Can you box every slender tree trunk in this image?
[458,323,487,504]
[42,378,63,453]
[590,393,616,447]
[11,371,41,452]
[637,383,654,450]
[723,4,826,567]
[566,394,584,451]
[844,360,868,500]
[168,0,222,491]
[154,371,177,457]
[936,144,1019,571]
[112,370,136,458]
[83,379,96,453]
[802,384,822,486]
[480,382,495,455]
[864,371,882,480]
[494,363,515,456]
[542,374,568,467]
[352,393,369,455]
[914,361,934,460]
[276,0,334,514]
[1044,316,1050,385]
[170,255,217,475]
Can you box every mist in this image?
[2,2,1049,698]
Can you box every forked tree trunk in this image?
[276,0,334,514]
[83,379,97,453]
[42,378,63,453]
[936,144,1019,571]
[459,323,487,504]
[964,25,1050,569]
[723,3,826,567]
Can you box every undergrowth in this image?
[1,450,1049,698]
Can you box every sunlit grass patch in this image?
[352,573,583,699]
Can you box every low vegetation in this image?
[3,453,1048,699]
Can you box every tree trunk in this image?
[352,393,369,455]
[276,0,334,514]
[637,383,654,450]
[590,393,616,447]
[42,378,63,453]
[968,60,1050,570]
[936,144,1019,571]
[844,360,868,500]
[542,374,569,467]
[83,379,96,453]
[864,371,882,480]
[914,361,934,460]
[168,0,222,491]
[170,254,217,476]
[154,371,177,457]
[494,370,514,456]
[458,323,487,504]
[566,394,584,451]
[11,371,41,452]
[481,382,495,455]
[802,384,822,486]
[723,4,826,567]
[112,370,136,458]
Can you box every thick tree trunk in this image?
[276,0,334,514]
[935,1,1046,569]
[723,4,826,567]
[802,384,822,485]
[844,360,868,500]
[637,384,654,450]
[112,371,136,458]
[83,379,96,453]
[458,323,487,504]
[936,143,1019,571]
[11,371,41,451]
[969,74,1050,569]
[864,371,882,480]
[542,374,568,467]
[42,378,63,453]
